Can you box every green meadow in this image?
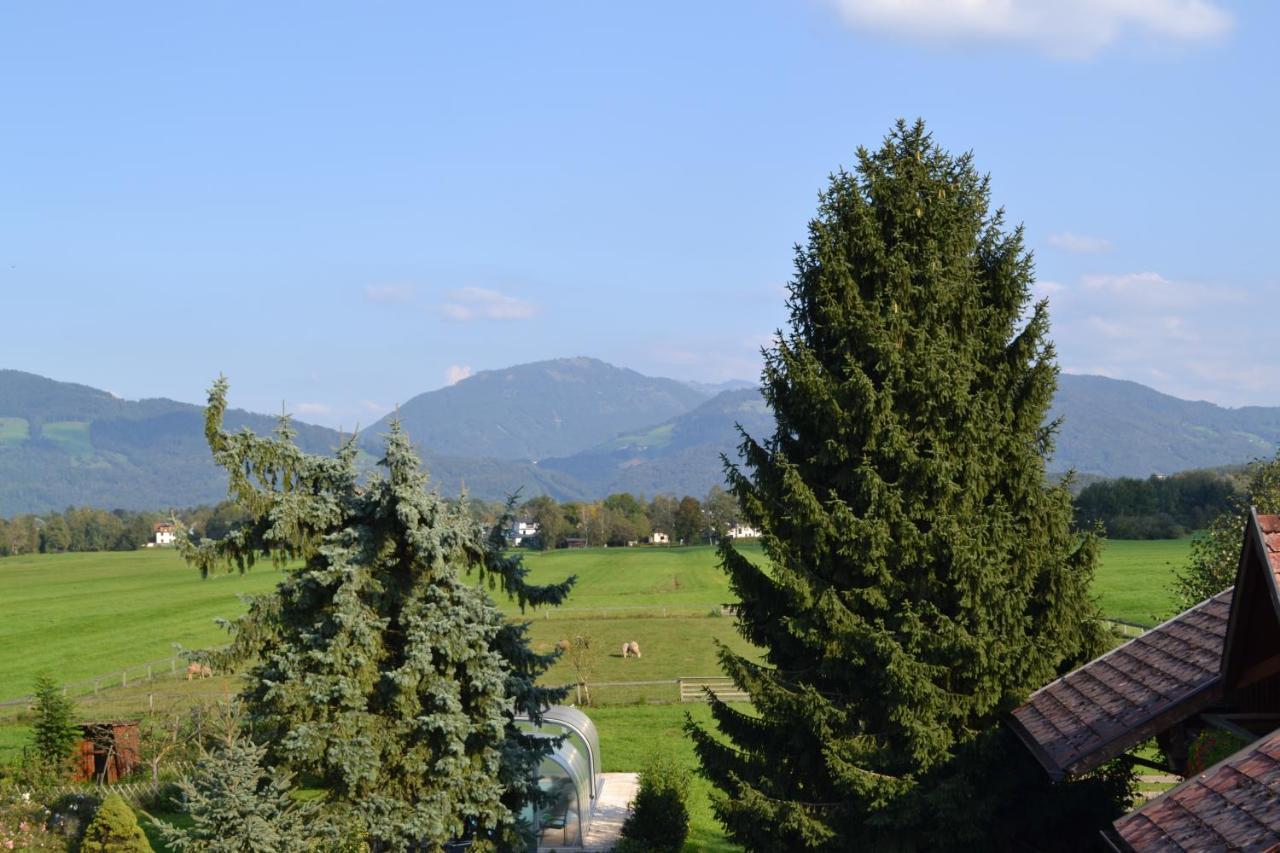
[0,536,1193,850]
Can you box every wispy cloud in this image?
[1047,269,1273,406]
[438,287,539,321]
[363,284,416,305]
[294,402,332,416]
[825,0,1232,58]
[444,364,474,386]
[1048,232,1112,253]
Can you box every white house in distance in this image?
[507,519,541,547]
[726,523,761,539]
[650,531,670,545]
[152,522,177,546]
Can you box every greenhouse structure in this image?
[516,705,604,849]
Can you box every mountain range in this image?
[1,361,1278,516]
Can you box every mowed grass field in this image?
[0,536,1192,851]
[0,549,287,700]
[1,538,1190,703]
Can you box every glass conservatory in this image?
[516,705,602,849]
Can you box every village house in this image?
[650,531,670,545]
[726,522,761,539]
[506,518,540,547]
[151,521,177,546]
[1009,508,1280,849]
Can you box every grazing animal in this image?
[624,641,642,659]
[185,663,212,681]
[556,639,572,653]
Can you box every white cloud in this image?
[1045,269,1275,406]
[1048,232,1112,253]
[294,402,332,416]
[363,284,416,304]
[444,364,474,386]
[438,287,539,321]
[826,0,1232,58]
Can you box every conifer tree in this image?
[159,737,330,852]
[688,120,1116,850]
[181,379,573,851]
[80,794,153,853]
[30,673,79,769]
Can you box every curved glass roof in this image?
[517,705,603,847]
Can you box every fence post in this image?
[148,693,154,712]
[94,680,99,695]
[122,671,127,688]
[147,665,152,682]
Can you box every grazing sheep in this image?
[625,641,642,659]
[185,663,212,680]
[556,639,572,653]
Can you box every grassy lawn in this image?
[0,535,1196,851]
[0,416,28,444]
[0,549,285,701]
[40,420,93,456]
[1093,538,1191,626]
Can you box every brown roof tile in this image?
[1114,726,1280,852]
[1258,514,1280,588]
[1010,590,1233,780]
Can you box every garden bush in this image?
[619,751,689,853]
[79,793,153,852]
[1186,728,1252,776]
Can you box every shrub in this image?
[80,793,153,852]
[0,788,64,851]
[619,752,690,853]
[1186,728,1252,776]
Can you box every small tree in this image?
[29,673,79,771]
[158,737,328,853]
[568,636,595,706]
[673,496,703,545]
[80,794,153,853]
[1175,452,1280,608]
[618,752,690,853]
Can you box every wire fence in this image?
[1,655,200,708]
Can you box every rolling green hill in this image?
[3,365,1279,515]
[365,356,710,461]
[539,387,774,497]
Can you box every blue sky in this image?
[1,1,1275,428]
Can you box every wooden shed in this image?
[73,720,141,783]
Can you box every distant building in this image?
[650,531,670,545]
[726,523,760,539]
[153,522,177,546]
[506,519,541,547]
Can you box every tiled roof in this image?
[1009,589,1233,780]
[1259,514,1280,589]
[1112,726,1280,852]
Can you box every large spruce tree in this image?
[181,379,572,851]
[689,121,1119,850]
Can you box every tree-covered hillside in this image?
[364,356,709,460]
[1049,374,1280,476]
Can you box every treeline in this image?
[1073,468,1244,539]
[0,501,250,557]
[466,486,742,549]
